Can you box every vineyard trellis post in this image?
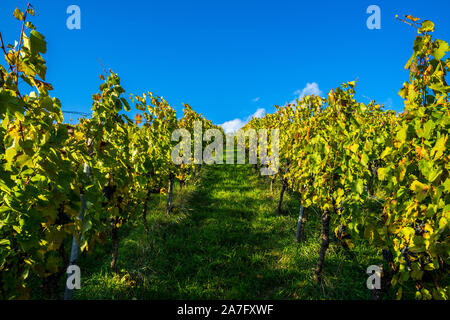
[64,152,91,299]
[295,205,305,242]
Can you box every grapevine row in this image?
[0,5,217,299]
[244,16,449,300]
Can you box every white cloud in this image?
[247,108,265,120]
[252,97,261,102]
[220,108,266,134]
[293,82,322,100]
[384,98,393,108]
[220,118,246,134]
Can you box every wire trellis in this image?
[62,110,92,123]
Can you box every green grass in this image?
[74,164,386,300]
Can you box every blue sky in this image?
[1,0,449,131]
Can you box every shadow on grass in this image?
[75,164,384,300]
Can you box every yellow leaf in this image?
[410,180,429,195]
[24,259,34,265]
[405,15,420,22]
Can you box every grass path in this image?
[75,164,379,300]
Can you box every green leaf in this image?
[400,227,415,242]
[422,120,435,140]
[381,147,392,159]
[26,8,35,16]
[29,30,47,54]
[13,8,24,21]
[428,82,450,94]
[4,147,17,164]
[121,98,131,112]
[0,239,11,247]
[353,179,364,195]
[40,96,53,109]
[443,178,450,193]
[25,21,36,30]
[413,36,424,52]
[396,125,408,142]
[13,225,22,234]
[16,154,32,169]
[431,135,447,160]
[378,167,388,181]
[419,20,435,34]
[420,288,433,300]
[360,152,369,167]
[432,39,449,60]
[81,219,92,233]
[410,180,429,195]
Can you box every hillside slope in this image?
[75,164,382,300]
